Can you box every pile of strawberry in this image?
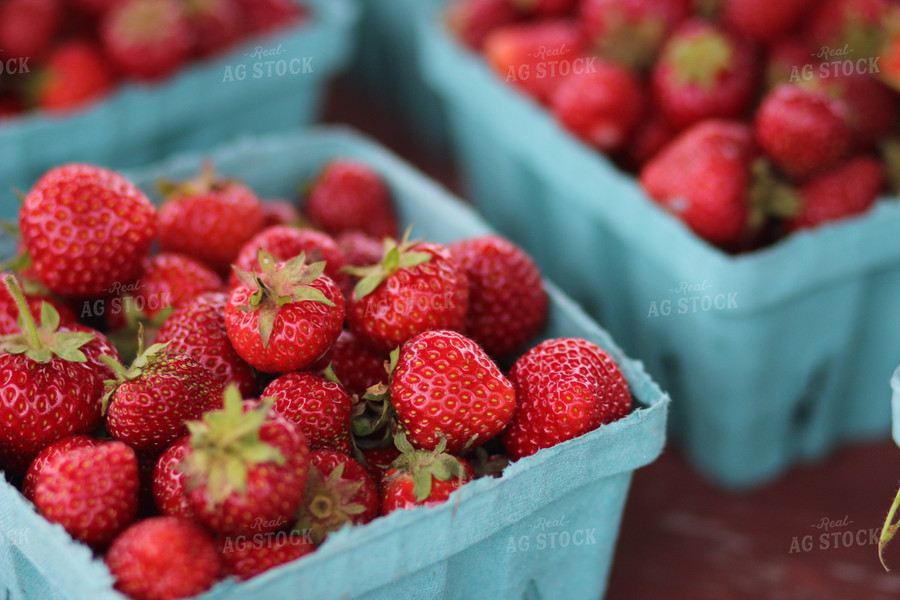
[449,0,900,251]
[0,158,632,600]
[0,0,306,117]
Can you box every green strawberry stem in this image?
[3,275,41,349]
[391,432,466,501]
[670,31,733,88]
[880,484,900,570]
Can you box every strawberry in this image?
[185,0,243,57]
[483,21,587,103]
[225,250,345,374]
[22,435,101,501]
[805,0,887,61]
[347,236,468,353]
[622,107,678,170]
[182,387,312,537]
[448,236,547,358]
[821,74,898,151]
[295,449,379,544]
[34,41,115,114]
[65,0,123,14]
[765,38,815,88]
[314,330,387,398]
[447,0,520,49]
[228,226,348,293]
[878,7,900,93]
[303,161,399,240]
[391,330,516,453]
[261,371,354,454]
[510,0,576,16]
[578,0,691,71]
[101,0,192,81]
[755,83,851,179]
[336,231,384,269]
[34,441,139,547]
[158,164,264,275]
[152,436,193,518]
[155,291,257,396]
[640,120,757,247]
[20,164,157,298]
[106,517,223,600]
[381,434,474,514]
[261,199,302,228]
[0,95,23,120]
[130,253,224,321]
[218,529,315,581]
[235,0,306,33]
[0,0,62,61]
[651,20,760,130]
[104,341,224,454]
[550,60,644,153]
[0,275,76,336]
[721,0,815,44]
[502,338,631,459]
[359,444,401,485]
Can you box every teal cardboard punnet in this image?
[418,0,900,490]
[0,0,358,221]
[0,129,669,600]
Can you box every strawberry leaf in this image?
[291,285,336,307]
[256,303,278,348]
[353,272,385,300]
[397,252,431,269]
[39,302,59,331]
[411,469,433,502]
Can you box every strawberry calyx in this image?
[668,29,734,89]
[880,484,900,570]
[351,347,400,441]
[232,248,336,348]
[388,432,468,502]
[180,384,285,507]
[158,161,231,199]
[589,9,666,71]
[295,461,368,545]
[749,159,801,225]
[0,274,93,364]
[100,327,170,413]
[345,228,432,300]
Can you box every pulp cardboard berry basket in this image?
[0,128,668,600]
[417,0,900,490]
[0,0,358,221]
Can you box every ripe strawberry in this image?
[106,517,223,600]
[22,435,101,501]
[359,444,401,484]
[578,0,691,71]
[805,0,887,60]
[158,164,264,274]
[34,41,115,114]
[755,83,851,179]
[640,120,757,246]
[295,449,379,544]
[550,60,644,153]
[225,250,345,373]
[483,21,587,103]
[262,372,354,454]
[181,388,311,537]
[765,38,815,88]
[155,291,257,396]
[0,276,76,336]
[651,20,759,129]
[622,107,678,170]
[502,338,631,459]
[20,164,157,298]
[217,529,315,581]
[235,0,306,33]
[448,236,547,358]
[381,434,474,514]
[303,161,399,240]
[347,237,468,353]
[336,231,384,269]
[0,0,62,61]
[261,199,302,228]
[186,0,243,57]
[821,74,897,151]
[721,0,815,44]
[104,342,224,454]
[152,436,193,518]
[228,226,348,292]
[313,330,387,398]
[65,0,123,14]
[101,0,192,81]
[124,253,224,323]
[34,441,139,547]
[447,0,520,49]
[391,330,516,453]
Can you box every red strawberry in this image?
[314,330,387,398]
[381,434,474,513]
[502,338,631,459]
[34,441,139,547]
[483,21,587,103]
[651,20,760,129]
[181,388,311,537]
[448,236,547,358]
[336,231,384,269]
[155,291,257,396]
[106,517,223,600]
[235,0,306,33]
[0,0,62,61]
[262,371,354,454]
[640,120,757,246]
[303,161,399,240]
[104,342,224,454]
[578,0,691,70]
[65,0,123,14]
[101,0,192,81]
[128,253,224,320]
[22,435,101,501]
[218,529,315,581]
[185,0,244,57]
[20,164,157,298]
[765,38,815,88]
[261,200,302,228]
[359,444,401,484]
[805,0,887,60]
[158,165,264,275]
[225,250,345,373]
[295,449,379,544]
[347,237,469,353]
[550,60,644,152]
[820,74,897,151]
[0,95,23,120]
[721,0,816,44]
[152,436,194,518]
[755,83,851,179]
[228,226,348,292]
[447,0,520,49]
[34,41,115,114]
[391,330,516,453]
[0,276,76,336]
[878,7,900,92]
[622,108,678,170]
